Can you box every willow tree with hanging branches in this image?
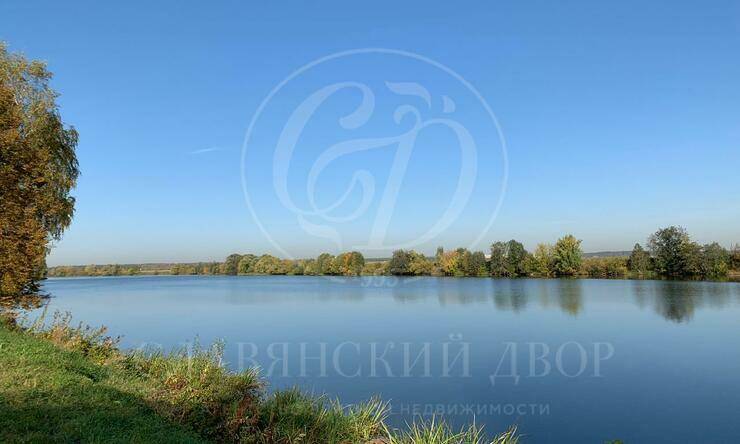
[0,43,79,296]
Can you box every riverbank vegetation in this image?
[49,227,739,281]
[0,44,79,298]
[0,311,519,443]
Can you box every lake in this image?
[38,275,740,443]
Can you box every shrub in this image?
[125,342,262,441]
[580,257,628,279]
[30,310,119,362]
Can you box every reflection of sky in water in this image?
[36,276,740,443]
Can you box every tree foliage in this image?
[489,242,507,277]
[335,251,365,276]
[489,240,527,277]
[221,254,242,275]
[627,243,651,275]
[505,240,528,277]
[648,226,696,277]
[45,227,736,281]
[525,243,554,277]
[0,44,79,296]
[581,257,628,278]
[316,253,336,275]
[388,250,412,275]
[700,242,730,279]
[645,227,732,279]
[552,235,583,276]
[237,254,258,274]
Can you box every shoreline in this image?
[0,313,521,443]
[44,273,740,284]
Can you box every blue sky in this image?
[2,1,738,265]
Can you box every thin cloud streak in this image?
[190,147,223,155]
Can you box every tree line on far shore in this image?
[48,226,740,281]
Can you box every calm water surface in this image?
[39,276,740,443]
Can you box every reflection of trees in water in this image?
[497,279,738,323]
[437,285,490,305]
[651,281,734,323]
[491,279,584,315]
[556,279,583,316]
[631,280,651,309]
[430,277,737,323]
[654,284,696,322]
[703,282,734,308]
[212,276,738,323]
[492,279,528,312]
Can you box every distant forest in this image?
[48,226,740,281]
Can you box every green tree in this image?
[505,240,527,277]
[289,259,307,275]
[408,251,433,275]
[389,250,411,275]
[253,255,283,274]
[468,251,488,276]
[525,243,554,277]
[336,251,365,276]
[627,243,651,275]
[280,259,294,275]
[490,240,527,277]
[458,249,472,276]
[0,44,79,296]
[489,242,508,277]
[432,247,445,276]
[451,248,487,277]
[458,248,474,276]
[221,254,242,275]
[552,235,583,276]
[647,226,698,277]
[682,241,703,276]
[700,242,730,279]
[316,253,336,275]
[237,254,257,274]
[731,244,740,271]
[303,259,318,275]
[438,249,464,276]
[435,247,444,262]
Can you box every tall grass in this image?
[21,309,120,362]
[3,311,521,444]
[124,342,263,441]
[385,419,519,444]
[254,389,387,443]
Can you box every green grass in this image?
[385,419,518,444]
[254,389,387,443]
[0,311,521,443]
[0,321,205,443]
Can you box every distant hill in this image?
[583,251,631,258]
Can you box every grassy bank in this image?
[0,316,204,443]
[0,312,519,444]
